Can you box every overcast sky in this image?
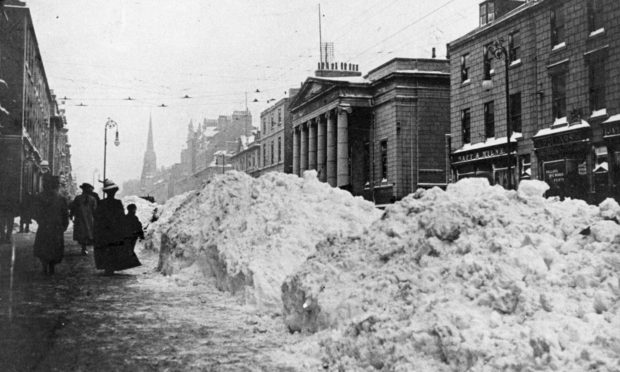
[27,0,481,187]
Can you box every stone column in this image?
[326,110,337,187]
[317,114,327,182]
[300,123,308,173]
[292,126,300,176]
[309,119,317,171]
[337,106,351,187]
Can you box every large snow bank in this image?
[150,170,380,311]
[143,192,192,253]
[282,178,620,371]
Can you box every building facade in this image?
[290,58,451,203]
[230,134,261,177]
[258,88,299,174]
[0,1,73,216]
[448,0,620,203]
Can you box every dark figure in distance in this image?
[124,203,144,251]
[19,191,34,233]
[70,183,97,256]
[94,179,126,276]
[33,175,69,275]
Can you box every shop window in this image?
[589,58,606,112]
[484,101,495,138]
[509,30,520,62]
[551,72,567,120]
[550,6,565,47]
[479,1,495,26]
[461,108,471,144]
[380,140,388,180]
[483,44,493,79]
[461,54,470,82]
[277,136,282,162]
[588,0,604,33]
[519,154,532,180]
[510,92,522,132]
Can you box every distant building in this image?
[258,88,299,175]
[230,133,260,177]
[290,58,451,204]
[447,0,620,203]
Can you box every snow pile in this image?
[121,195,158,227]
[151,170,380,311]
[282,178,620,371]
[143,192,193,253]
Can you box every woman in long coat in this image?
[33,176,69,275]
[70,183,97,255]
[94,179,127,275]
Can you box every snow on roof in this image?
[203,127,218,138]
[534,120,590,138]
[603,114,620,124]
[453,132,522,154]
[312,75,369,84]
[395,70,450,76]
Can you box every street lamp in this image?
[103,118,119,191]
[486,38,516,189]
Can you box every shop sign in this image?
[603,122,620,138]
[534,129,590,149]
[452,146,507,163]
[578,162,587,175]
[544,160,566,185]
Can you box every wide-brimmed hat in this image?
[102,179,119,191]
[79,182,94,190]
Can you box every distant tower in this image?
[140,114,157,190]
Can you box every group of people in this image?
[33,176,144,276]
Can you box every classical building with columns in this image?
[289,58,451,203]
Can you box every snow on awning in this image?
[603,114,620,124]
[0,104,8,115]
[533,120,590,138]
[594,162,608,173]
[453,132,522,154]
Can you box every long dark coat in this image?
[70,193,97,245]
[94,198,125,270]
[33,190,69,264]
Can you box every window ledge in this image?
[589,28,605,38]
[591,108,608,119]
[509,59,522,68]
[461,79,471,87]
[551,42,566,52]
[551,116,568,128]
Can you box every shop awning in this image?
[453,132,522,154]
[533,120,590,138]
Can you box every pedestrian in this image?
[94,179,141,275]
[123,203,144,251]
[32,175,69,276]
[0,209,13,244]
[19,192,33,233]
[70,183,97,256]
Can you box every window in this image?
[479,1,495,26]
[589,59,606,111]
[380,140,388,180]
[588,0,604,33]
[270,141,274,164]
[271,115,275,129]
[551,72,567,119]
[461,53,470,82]
[461,108,471,144]
[262,118,266,134]
[263,144,267,166]
[483,44,493,79]
[551,7,565,46]
[509,30,520,62]
[510,93,522,132]
[484,101,495,138]
[277,137,282,162]
[278,109,282,125]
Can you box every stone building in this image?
[230,133,261,177]
[258,88,299,174]
[0,1,72,215]
[448,0,620,203]
[290,58,451,203]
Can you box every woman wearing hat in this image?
[94,179,126,275]
[70,183,97,256]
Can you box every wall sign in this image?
[534,128,590,149]
[603,122,620,138]
[452,145,510,164]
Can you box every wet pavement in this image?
[0,230,303,371]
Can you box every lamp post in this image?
[487,38,515,189]
[103,118,120,190]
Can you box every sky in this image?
[25,0,482,186]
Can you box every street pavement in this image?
[0,229,299,372]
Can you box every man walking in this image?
[70,183,97,256]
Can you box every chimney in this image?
[432,47,436,59]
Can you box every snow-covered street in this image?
[0,231,305,371]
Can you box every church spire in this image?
[147,113,154,152]
[140,114,158,192]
